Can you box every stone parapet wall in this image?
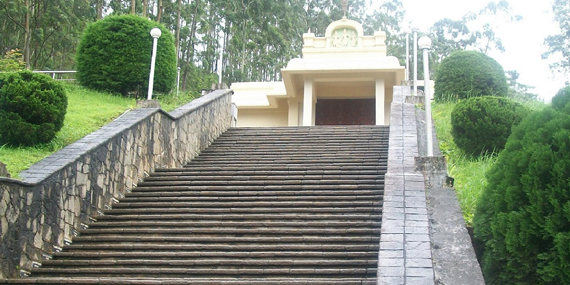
[378,86,435,284]
[0,90,233,278]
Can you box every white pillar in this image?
[288,98,300,126]
[375,78,385,125]
[303,79,314,126]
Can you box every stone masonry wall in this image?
[0,89,233,278]
[377,86,435,284]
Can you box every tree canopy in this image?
[0,0,541,93]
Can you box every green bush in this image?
[76,15,176,96]
[451,96,528,156]
[473,102,570,284]
[434,50,508,101]
[552,85,570,111]
[0,70,67,146]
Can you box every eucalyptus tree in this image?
[543,0,570,74]
[0,0,95,70]
[363,0,405,60]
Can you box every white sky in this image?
[374,0,566,102]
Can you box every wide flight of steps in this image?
[4,125,389,285]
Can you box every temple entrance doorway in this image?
[315,99,375,125]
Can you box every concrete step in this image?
[52,251,380,259]
[4,125,388,283]
[70,234,379,242]
[108,201,383,209]
[79,227,381,236]
[116,195,382,203]
[124,189,384,198]
[131,184,383,192]
[2,277,378,284]
[135,180,384,188]
[141,174,382,182]
[94,213,382,221]
[153,167,387,175]
[61,243,380,252]
[29,267,377,277]
[40,259,378,267]
[85,220,382,228]
[102,206,383,215]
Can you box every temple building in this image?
[231,17,405,127]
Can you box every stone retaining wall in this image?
[0,89,233,278]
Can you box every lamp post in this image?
[147,27,162,101]
[419,35,433,156]
[176,66,181,97]
[411,22,420,96]
[403,26,411,82]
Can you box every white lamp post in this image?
[403,26,411,82]
[147,27,162,101]
[411,22,420,96]
[176,66,181,97]
[419,35,433,156]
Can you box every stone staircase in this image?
[5,125,389,284]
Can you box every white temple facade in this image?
[231,17,405,127]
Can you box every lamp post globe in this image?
[150,27,162,39]
[418,36,432,50]
[147,28,162,100]
[410,22,421,32]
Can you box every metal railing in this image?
[32,70,77,81]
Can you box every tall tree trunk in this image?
[156,0,163,22]
[96,0,103,19]
[182,0,199,90]
[175,0,182,61]
[24,0,31,68]
[131,0,136,14]
[143,0,148,17]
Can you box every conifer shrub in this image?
[0,70,67,146]
[76,15,176,96]
[434,50,508,101]
[451,96,528,156]
[473,99,570,284]
[551,85,570,111]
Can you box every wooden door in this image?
[315,99,375,125]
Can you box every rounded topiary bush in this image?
[0,70,67,146]
[473,104,570,284]
[451,96,528,156]
[434,50,508,101]
[76,15,176,96]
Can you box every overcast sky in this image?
[372,0,566,101]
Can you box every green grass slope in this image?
[0,83,196,178]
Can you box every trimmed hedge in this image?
[76,15,176,96]
[473,89,570,284]
[434,50,508,101]
[0,70,67,146]
[451,96,528,156]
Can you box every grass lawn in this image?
[0,83,196,178]
[432,100,546,225]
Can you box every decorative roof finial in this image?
[341,0,349,18]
